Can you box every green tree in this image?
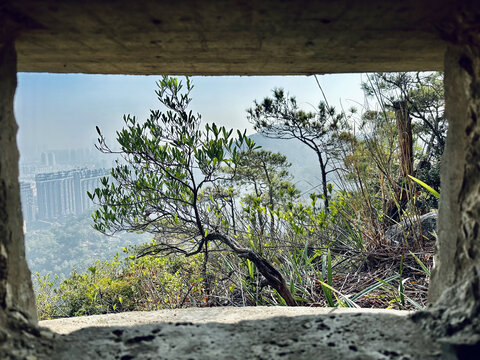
[89,77,297,306]
[247,89,349,210]
[362,72,445,211]
[228,149,299,237]
[340,108,401,236]
[363,72,445,160]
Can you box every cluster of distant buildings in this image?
[20,168,110,224]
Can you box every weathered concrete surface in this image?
[0,33,37,327]
[36,308,441,360]
[4,0,474,75]
[0,38,39,360]
[428,21,480,303]
[424,13,480,358]
[39,306,411,335]
[428,13,480,302]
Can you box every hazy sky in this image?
[14,73,366,159]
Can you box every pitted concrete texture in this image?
[39,306,411,334]
[426,26,480,352]
[0,40,37,324]
[38,308,442,360]
[4,0,471,74]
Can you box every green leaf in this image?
[319,249,335,307]
[408,175,440,198]
[409,251,431,277]
[316,279,359,308]
[351,275,400,301]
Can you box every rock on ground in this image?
[385,211,437,247]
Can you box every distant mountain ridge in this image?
[247,133,340,195]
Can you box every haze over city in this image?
[15,73,364,162]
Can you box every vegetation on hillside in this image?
[34,73,444,319]
[25,212,149,279]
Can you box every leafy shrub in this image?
[34,246,208,319]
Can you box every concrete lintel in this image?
[7,0,469,75]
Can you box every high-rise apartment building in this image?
[33,168,110,221]
[19,182,36,223]
[35,171,76,220]
[73,169,109,215]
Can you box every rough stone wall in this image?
[421,13,480,353]
[0,39,37,328]
[428,48,469,302]
[429,14,480,304]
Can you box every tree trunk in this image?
[395,101,414,181]
[387,101,413,221]
[229,196,237,235]
[202,242,211,304]
[205,233,297,306]
[317,152,330,211]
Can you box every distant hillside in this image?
[248,133,343,195]
[25,212,150,279]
